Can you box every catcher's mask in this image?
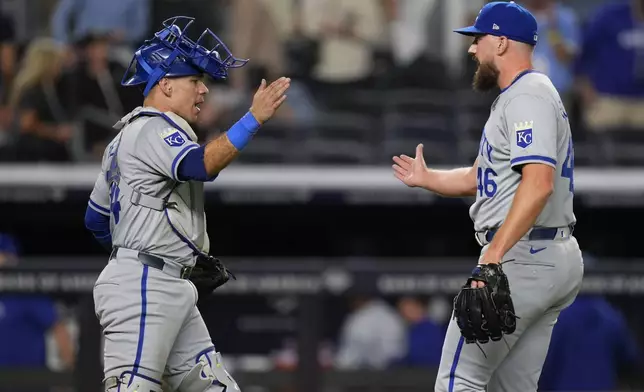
[121,16,249,96]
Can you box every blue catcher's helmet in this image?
[122,16,249,96]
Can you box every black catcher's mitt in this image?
[453,263,517,344]
[189,255,236,298]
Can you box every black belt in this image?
[484,225,574,243]
[110,247,193,279]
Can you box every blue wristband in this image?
[226,112,261,150]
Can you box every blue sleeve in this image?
[539,318,565,391]
[559,9,581,51]
[573,8,605,76]
[177,145,218,182]
[127,0,150,43]
[27,297,58,331]
[50,0,76,44]
[610,309,640,365]
[85,204,112,250]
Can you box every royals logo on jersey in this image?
[514,121,533,149]
[163,130,186,147]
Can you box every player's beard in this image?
[472,60,500,92]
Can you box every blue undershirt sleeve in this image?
[84,205,112,250]
[177,145,217,182]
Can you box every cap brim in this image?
[453,26,486,36]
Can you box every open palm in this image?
[392,144,428,188]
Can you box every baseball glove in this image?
[453,263,517,344]
[189,255,236,299]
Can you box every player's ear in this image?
[158,78,173,97]
[496,36,509,55]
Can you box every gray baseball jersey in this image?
[468,71,576,232]
[88,106,210,264]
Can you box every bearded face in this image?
[468,35,500,92]
[472,57,500,92]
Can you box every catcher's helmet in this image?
[122,16,248,96]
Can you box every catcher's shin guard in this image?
[177,350,240,392]
[104,371,163,392]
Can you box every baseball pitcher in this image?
[84,16,290,392]
[392,2,584,391]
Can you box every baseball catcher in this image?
[85,15,290,392]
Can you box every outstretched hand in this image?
[249,77,291,124]
[392,144,429,188]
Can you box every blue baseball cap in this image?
[454,1,538,46]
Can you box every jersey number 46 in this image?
[561,136,574,193]
[477,167,498,198]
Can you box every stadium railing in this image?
[0,164,643,194]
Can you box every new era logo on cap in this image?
[453,1,538,46]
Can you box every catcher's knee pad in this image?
[177,349,240,392]
[104,371,163,392]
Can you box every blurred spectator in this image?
[265,0,317,81]
[193,84,243,142]
[299,0,387,98]
[51,0,150,48]
[334,296,406,370]
[523,0,580,103]
[381,0,451,90]
[0,234,75,369]
[0,10,16,103]
[272,338,335,371]
[223,0,317,124]
[0,234,18,267]
[151,0,219,38]
[395,296,446,368]
[575,0,644,132]
[184,0,315,135]
[3,38,73,162]
[539,294,640,391]
[0,10,17,146]
[60,32,140,159]
[226,0,286,93]
[383,0,433,66]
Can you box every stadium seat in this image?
[236,120,305,164]
[302,112,379,164]
[381,89,459,164]
[591,127,644,167]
